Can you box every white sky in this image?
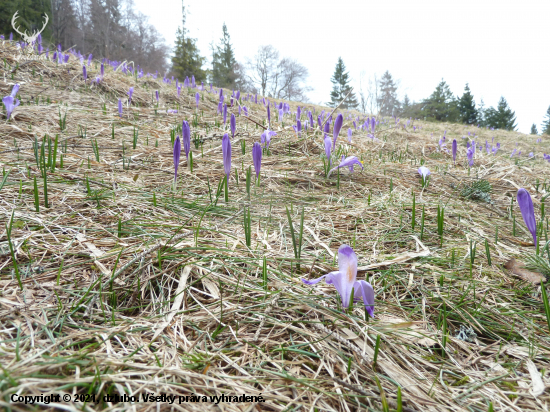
[133,0,550,134]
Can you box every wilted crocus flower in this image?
[195,92,200,109]
[517,188,537,246]
[128,87,134,104]
[182,120,191,160]
[302,244,375,316]
[118,99,122,117]
[82,65,87,81]
[230,113,236,137]
[222,133,231,178]
[329,156,363,176]
[418,166,430,186]
[252,141,262,179]
[452,139,457,163]
[347,128,352,143]
[173,135,181,183]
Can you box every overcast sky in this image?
[133,0,549,134]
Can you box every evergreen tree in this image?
[377,70,400,116]
[541,105,550,135]
[328,57,357,109]
[211,23,237,88]
[484,97,516,131]
[0,0,52,42]
[171,1,206,82]
[457,83,477,124]
[530,124,538,135]
[421,79,459,122]
[477,99,486,127]
[402,95,411,110]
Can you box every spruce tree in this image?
[421,79,459,122]
[477,99,486,127]
[377,70,400,116]
[171,1,206,82]
[457,83,477,124]
[211,23,237,88]
[328,57,357,109]
[541,105,550,135]
[530,124,538,135]
[485,97,516,131]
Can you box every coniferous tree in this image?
[530,124,538,135]
[457,83,477,124]
[328,57,357,109]
[421,79,459,122]
[484,97,516,131]
[211,23,237,88]
[377,70,400,116]
[541,105,550,135]
[477,99,486,127]
[171,1,206,82]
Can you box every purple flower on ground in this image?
[267,105,271,125]
[182,120,191,160]
[329,156,363,175]
[347,128,352,143]
[222,133,231,178]
[230,114,236,137]
[2,92,20,120]
[173,135,181,182]
[118,99,122,117]
[261,128,276,149]
[195,92,200,108]
[324,135,332,166]
[302,244,375,316]
[83,65,87,81]
[243,106,248,117]
[252,141,262,179]
[155,90,159,104]
[452,139,457,163]
[128,87,134,104]
[371,117,376,133]
[467,146,474,166]
[517,188,537,246]
[223,104,227,125]
[333,113,343,149]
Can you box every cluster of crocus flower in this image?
[302,245,375,317]
[3,84,20,120]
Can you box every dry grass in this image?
[1,41,550,411]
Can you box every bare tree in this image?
[246,45,311,101]
[246,45,279,97]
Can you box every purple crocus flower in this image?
[10,84,19,97]
[182,120,191,160]
[235,90,240,101]
[517,188,537,246]
[3,93,20,120]
[452,139,457,163]
[371,117,376,133]
[296,106,301,120]
[87,53,92,66]
[101,63,104,77]
[302,244,375,316]
[128,87,134,104]
[267,105,271,126]
[82,65,87,81]
[118,99,122,117]
[261,129,276,149]
[230,113,236,137]
[243,106,248,117]
[329,155,363,175]
[155,90,159,104]
[332,113,343,149]
[252,141,262,179]
[223,104,227,125]
[324,135,332,165]
[418,166,430,185]
[173,135,181,182]
[317,115,323,129]
[347,128,352,143]
[192,75,196,88]
[222,133,231,178]
[195,92,200,109]
[467,146,474,166]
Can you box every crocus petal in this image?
[324,135,332,165]
[182,120,191,160]
[301,274,329,285]
[222,133,231,178]
[333,113,343,148]
[517,188,537,246]
[252,142,262,179]
[230,113,236,137]
[173,135,181,181]
[354,280,375,318]
[10,84,20,97]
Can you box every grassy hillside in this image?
[1,41,550,411]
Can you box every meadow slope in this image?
[1,42,550,412]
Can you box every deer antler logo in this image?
[11,11,49,44]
